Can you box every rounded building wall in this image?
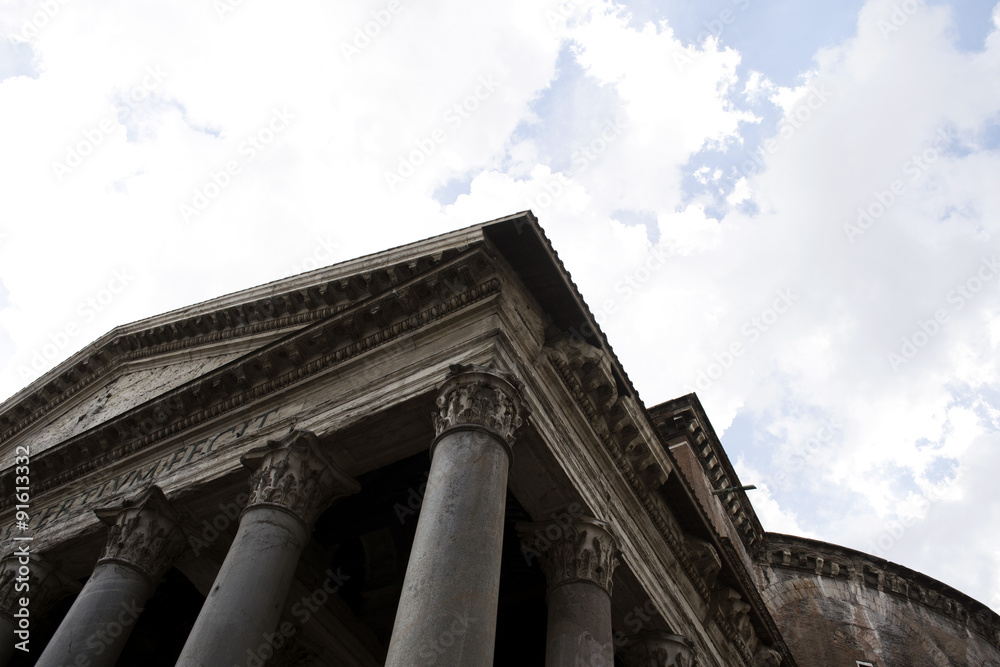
[756,534,1000,667]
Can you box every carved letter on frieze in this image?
[753,646,782,667]
[431,364,529,458]
[620,630,697,667]
[241,429,361,528]
[519,516,620,595]
[93,485,187,582]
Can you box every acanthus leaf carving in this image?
[242,429,360,528]
[432,364,528,452]
[517,516,620,595]
[93,485,187,582]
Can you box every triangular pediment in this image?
[0,212,529,488]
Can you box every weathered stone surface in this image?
[384,365,527,667]
[757,534,1000,667]
[620,630,696,667]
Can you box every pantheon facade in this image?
[1,212,997,666]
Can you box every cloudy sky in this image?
[2,0,999,611]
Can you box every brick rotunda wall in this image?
[756,534,1000,667]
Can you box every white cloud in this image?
[0,0,998,611]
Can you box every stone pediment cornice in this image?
[544,336,711,601]
[763,533,1000,651]
[0,246,500,508]
[650,397,765,553]
[0,243,478,449]
[545,337,796,666]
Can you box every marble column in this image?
[175,429,359,667]
[620,630,696,667]
[35,486,186,667]
[384,364,528,667]
[0,552,77,667]
[519,516,620,667]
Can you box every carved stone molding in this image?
[1,250,501,510]
[753,646,782,667]
[431,364,529,456]
[242,429,360,528]
[684,534,722,593]
[0,553,78,621]
[764,535,1000,649]
[545,337,713,605]
[620,630,696,667]
[94,485,188,582]
[518,516,620,595]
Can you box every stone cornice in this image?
[0,249,501,509]
[762,533,1000,651]
[544,336,711,604]
[545,337,797,666]
[0,244,478,448]
[716,538,795,666]
[649,396,765,553]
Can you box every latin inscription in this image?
[1,407,282,541]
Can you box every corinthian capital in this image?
[518,516,620,595]
[621,631,696,667]
[241,429,360,528]
[432,364,528,454]
[94,485,187,581]
[0,552,78,622]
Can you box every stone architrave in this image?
[175,429,359,667]
[383,364,528,667]
[0,553,78,667]
[518,516,620,667]
[621,630,697,667]
[35,486,186,667]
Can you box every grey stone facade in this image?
[0,212,995,666]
